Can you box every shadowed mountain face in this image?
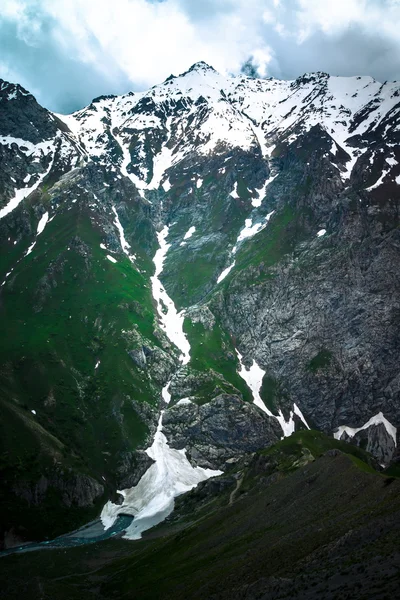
[2,433,400,600]
[0,64,399,548]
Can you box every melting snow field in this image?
[101,413,222,539]
[102,222,222,539]
[236,350,310,438]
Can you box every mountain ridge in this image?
[0,62,399,547]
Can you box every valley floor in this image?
[1,442,400,600]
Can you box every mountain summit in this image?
[186,60,217,73]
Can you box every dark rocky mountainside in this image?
[0,64,399,547]
[2,431,400,600]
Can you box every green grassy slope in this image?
[0,195,163,542]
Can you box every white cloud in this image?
[1,0,276,89]
[0,0,399,111]
[295,0,400,45]
[251,48,273,77]
[274,22,287,37]
[262,9,276,24]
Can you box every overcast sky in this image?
[1,0,399,113]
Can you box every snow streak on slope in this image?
[0,142,56,221]
[111,127,148,198]
[101,223,222,539]
[25,211,51,256]
[112,206,136,262]
[217,262,236,284]
[180,226,196,247]
[101,413,222,539]
[2,210,55,284]
[218,211,275,283]
[334,412,397,446]
[183,226,196,240]
[151,226,191,364]
[236,350,310,437]
[252,175,278,208]
[234,212,275,248]
[236,350,270,415]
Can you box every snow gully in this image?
[101,226,221,539]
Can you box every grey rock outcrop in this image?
[351,424,396,466]
[12,471,104,508]
[115,450,154,489]
[163,394,281,470]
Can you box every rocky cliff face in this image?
[0,63,399,545]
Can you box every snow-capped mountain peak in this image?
[1,60,400,555]
[49,65,398,195]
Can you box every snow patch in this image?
[236,350,271,416]
[216,211,275,284]
[252,174,278,208]
[176,398,192,406]
[183,226,196,240]
[36,212,49,235]
[230,182,239,199]
[293,404,311,430]
[236,350,310,437]
[317,229,326,237]
[232,211,275,255]
[236,218,264,244]
[162,382,172,404]
[386,156,397,167]
[107,255,117,264]
[1,269,14,286]
[334,412,397,446]
[0,153,55,221]
[109,128,147,198]
[162,179,171,192]
[366,168,390,190]
[217,261,236,284]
